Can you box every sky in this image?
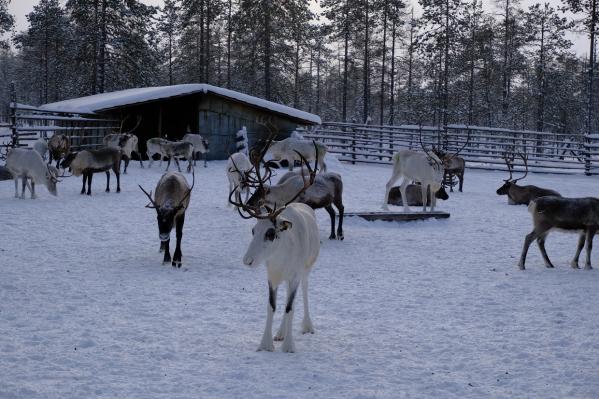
[7,0,589,56]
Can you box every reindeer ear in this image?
[277,219,292,232]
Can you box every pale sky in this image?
[8,0,589,55]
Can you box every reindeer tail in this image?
[527,200,538,214]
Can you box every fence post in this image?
[351,127,356,165]
[584,132,592,175]
[9,82,18,148]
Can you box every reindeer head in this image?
[497,152,528,195]
[45,165,59,196]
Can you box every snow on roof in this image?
[40,84,321,124]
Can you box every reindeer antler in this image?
[502,151,515,182]
[419,125,442,168]
[139,184,158,208]
[512,152,529,183]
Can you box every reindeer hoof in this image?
[281,341,296,353]
[329,235,336,240]
[337,234,344,241]
[570,261,580,269]
[257,343,274,352]
[518,263,525,270]
[585,265,593,270]
[106,188,110,192]
[545,264,554,269]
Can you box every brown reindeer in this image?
[496,152,561,205]
[519,196,599,270]
[387,183,449,207]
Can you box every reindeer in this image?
[48,134,70,168]
[382,131,447,212]
[246,153,345,240]
[267,138,327,173]
[182,133,210,168]
[387,183,449,207]
[229,133,320,353]
[162,141,194,173]
[146,138,169,168]
[61,147,122,195]
[496,152,561,205]
[139,170,194,267]
[5,148,59,198]
[227,151,253,207]
[518,196,599,270]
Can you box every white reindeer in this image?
[146,138,169,168]
[268,138,327,173]
[226,152,253,207]
[182,133,209,168]
[382,149,445,212]
[240,203,320,353]
[5,148,59,198]
[229,146,320,353]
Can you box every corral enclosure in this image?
[1,160,598,398]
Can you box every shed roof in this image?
[40,84,321,125]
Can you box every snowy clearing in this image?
[1,161,599,398]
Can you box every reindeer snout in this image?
[159,233,170,242]
[243,256,256,267]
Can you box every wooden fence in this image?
[302,122,599,175]
[0,103,119,160]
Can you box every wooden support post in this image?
[9,83,18,148]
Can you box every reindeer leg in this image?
[30,181,36,199]
[585,229,595,270]
[147,152,153,168]
[86,172,93,195]
[335,200,344,240]
[301,277,314,334]
[420,184,428,212]
[115,166,121,193]
[175,157,182,173]
[13,176,18,198]
[536,233,554,268]
[258,281,277,352]
[518,230,539,270]
[159,240,166,252]
[400,180,411,213]
[105,171,110,192]
[162,240,171,264]
[81,173,87,195]
[172,213,185,268]
[458,170,464,192]
[138,153,144,169]
[20,177,26,199]
[325,205,336,239]
[382,163,401,210]
[165,157,171,172]
[281,279,299,353]
[571,233,585,269]
[204,153,207,168]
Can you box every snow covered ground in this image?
[1,159,599,399]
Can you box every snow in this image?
[1,160,599,398]
[39,84,322,125]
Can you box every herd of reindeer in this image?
[1,119,598,352]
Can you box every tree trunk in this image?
[389,16,396,125]
[379,0,388,124]
[98,0,107,93]
[227,0,232,88]
[263,0,272,101]
[342,0,349,122]
[363,0,370,123]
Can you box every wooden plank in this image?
[344,211,450,222]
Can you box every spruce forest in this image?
[0,0,598,135]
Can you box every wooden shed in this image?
[40,84,321,160]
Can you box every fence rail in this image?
[303,122,597,175]
[0,103,119,160]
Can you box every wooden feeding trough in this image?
[344,211,450,222]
